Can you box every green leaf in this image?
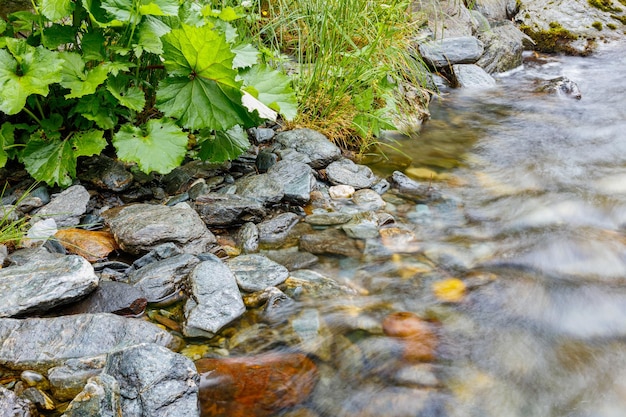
[102,60,134,76]
[198,125,249,163]
[0,123,15,167]
[21,136,75,187]
[0,39,63,115]
[38,0,75,21]
[73,94,117,129]
[112,118,189,174]
[240,64,297,121]
[80,30,106,61]
[202,6,241,22]
[138,0,179,16]
[83,0,124,27]
[106,75,146,111]
[59,51,109,98]
[134,16,171,55]
[156,24,256,130]
[232,43,258,69]
[71,129,106,157]
[0,19,7,35]
[101,0,137,22]
[42,24,76,49]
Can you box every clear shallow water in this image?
[305,41,626,416]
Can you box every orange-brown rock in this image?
[195,352,318,417]
[382,311,437,362]
[55,229,119,262]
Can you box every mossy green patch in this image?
[607,22,618,29]
[519,22,579,54]
[592,21,603,30]
[611,13,626,24]
[588,0,622,12]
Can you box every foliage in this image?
[0,184,34,249]
[0,0,296,187]
[231,0,431,151]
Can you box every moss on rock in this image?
[592,21,603,30]
[588,0,622,12]
[520,22,580,54]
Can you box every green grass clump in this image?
[0,185,32,251]
[588,0,622,12]
[233,0,432,152]
[592,21,603,30]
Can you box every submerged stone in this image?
[300,229,363,258]
[227,254,289,292]
[196,352,318,417]
[61,374,121,417]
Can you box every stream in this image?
[297,40,626,416]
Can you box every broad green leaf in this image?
[101,0,137,22]
[232,43,258,69]
[0,123,15,167]
[138,0,178,16]
[112,118,189,174]
[135,16,171,55]
[71,129,106,157]
[0,19,7,35]
[102,60,134,76]
[21,136,75,187]
[198,125,249,163]
[240,65,297,121]
[59,51,109,98]
[157,24,256,130]
[106,75,146,111]
[202,6,241,22]
[0,40,63,115]
[38,0,74,21]
[43,24,76,49]
[9,11,38,32]
[80,30,106,61]
[73,94,117,129]
[82,0,124,26]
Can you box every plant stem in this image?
[22,107,42,126]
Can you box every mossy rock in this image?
[520,22,582,54]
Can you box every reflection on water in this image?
[321,41,626,416]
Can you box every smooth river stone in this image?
[382,311,438,362]
[274,128,341,169]
[0,255,98,318]
[0,313,178,372]
[325,159,378,189]
[227,254,289,292]
[196,352,318,417]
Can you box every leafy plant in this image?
[0,183,35,250]
[0,0,297,187]
[232,0,431,151]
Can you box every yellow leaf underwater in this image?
[432,278,466,302]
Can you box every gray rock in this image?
[305,212,353,226]
[183,255,246,338]
[238,222,259,254]
[284,270,356,299]
[56,281,146,316]
[6,246,61,266]
[0,313,178,371]
[21,387,55,411]
[103,343,199,417]
[250,127,275,143]
[274,147,313,165]
[390,171,443,203]
[78,155,133,192]
[235,174,284,205]
[48,356,107,401]
[36,185,90,227]
[227,254,290,292]
[0,255,98,318]
[274,128,341,169]
[300,229,363,258]
[131,242,184,269]
[61,374,121,417]
[129,254,200,302]
[0,386,37,417]
[352,189,386,211]
[262,248,319,271]
[418,36,484,68]
[325,159,378,189]
[477,22,527,73]
[535,76,582,100]
[473,0,510,20]
[263,288,297,324]
[371,179,391,195]
[194,193,266,227]
[16,185,50,213]
[257,212,301,244]
[255,150,278,173]
[342,213,380,239]
[104,203,216,255]
[267,160,316,204]
[452,64,497,88]
[0,205,18,224]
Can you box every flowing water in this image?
[291,40,626,417]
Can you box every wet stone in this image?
[227,254,289,292]
[196,352,318,417]
[48,356,107,402]
[257,212,301,244]
[263,247,319,271]
[250,127,275,143]
[20,371,49,390]
[131,242,184,269]
[284,270,356,299]
[238,222,259,254]
[305,212,353,226]
[341,212,380,239]
[418,36,484,68]
[235,174,284,205]
[0,386,37,417]
[0,255,98,318]
[371,178,391,195]
[325,159,378,189]
[267,160,316,204]
[352,189,386,211]
[61,374,121,417]
[129,254,200,302]
[390,171,442,203]
[275,148,312,165]
[194,193,266,227]
[56,280,146,316]
[0,314,178,372]
[329,184,355,199]
[183,255,246,338]
[16,185,50,213]
[300,228,363,258]
[104,203,216,255]
[22,387,55,411]
[452,64,497,88]
[263,287,298,324]
[255,150,278,173]
[102,343,199,417]
[78,155,133,192]
[274,128,341,169]
[36,185,90,227]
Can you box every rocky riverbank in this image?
[1,0,625,416]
